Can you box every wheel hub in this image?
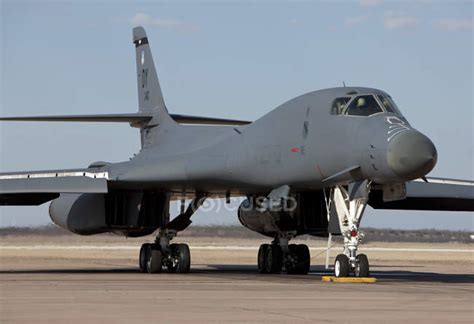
[335,261,340,276]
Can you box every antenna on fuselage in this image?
[343,81,346,87]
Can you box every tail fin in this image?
[133,26,173,126]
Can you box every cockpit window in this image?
[376,95,401,115]
[345,95,383,116]
[331,97,351,115]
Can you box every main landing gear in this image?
[327,181,371,277]
[139,193,206,274]
[257,234,311,275]
[139,229,191,274]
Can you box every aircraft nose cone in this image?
[387,130,437,180]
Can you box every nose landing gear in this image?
[328,181,371,277]
[334,254,349,277]
[334,253,369,277]
[354,254,370,277]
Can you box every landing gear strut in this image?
[328,181,371,277]
[139,193,206,274]
[257,234,311,275]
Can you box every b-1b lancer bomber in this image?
[1,27,473,277]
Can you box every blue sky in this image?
[1,0,473,229]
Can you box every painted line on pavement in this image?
[0,245,472,253]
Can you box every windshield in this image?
[376,95,401,115]
[345,95,383,116]
[331,97,351,115]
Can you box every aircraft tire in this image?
[295,244,310,275]
[265,244,283,274]
[334,254,349,277]
[257,244,270,273]
[175,243,191,273]
[139,243,150,273]
[167,243,178,273]
[286,244,310,275]
[355,254,370,277]
[147,244,163,274]
[286,244,299,274]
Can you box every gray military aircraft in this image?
[1,27,473,277]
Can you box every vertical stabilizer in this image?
[133,26,173,126]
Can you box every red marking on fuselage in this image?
[316,164,326,178]
[291,147,300,153]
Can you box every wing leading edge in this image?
[369,177,474,211]
[0,170,109,206]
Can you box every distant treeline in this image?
[184,226,473,244]
[0,225,472,243]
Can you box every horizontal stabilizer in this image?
[0,113,251,126]
[0,113,153,127]
[171,114,251,126]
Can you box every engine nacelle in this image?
[238,191,329,238]
[237,199,282,237]
[49,193,108,235]
[49,191,168,236]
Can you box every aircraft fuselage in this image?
[110,87,437,194]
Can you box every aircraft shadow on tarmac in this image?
[1,264,473,284]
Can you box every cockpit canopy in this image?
[330,94,402,116]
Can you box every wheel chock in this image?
[321,276,377,283]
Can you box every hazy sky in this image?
[1,0,473,230]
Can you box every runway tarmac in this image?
[1,238,473,323]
